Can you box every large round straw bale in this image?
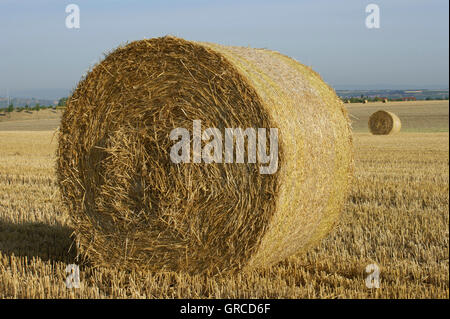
[368,110,401,135]
[57,36,353,274]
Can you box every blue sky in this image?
[0,0,448,99]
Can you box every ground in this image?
[0,101,448,298]
[0,109,62,131]
[347,100,449,133]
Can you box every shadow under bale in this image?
[0,220,76,264]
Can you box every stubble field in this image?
[0,101,448,298]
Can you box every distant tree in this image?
[350,97,363,103]
[7,103,14,112]
[35,103,40,111]
[58,97,68,106]
[24,104,29,109]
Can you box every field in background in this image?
[0,109,62,131]
[347,100,449,133]
[0,101,448,298]
[1,100,447,133]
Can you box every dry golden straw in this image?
[57,36,353,274]
[368,110,401,135]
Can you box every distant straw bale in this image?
[368,110,401,135]
[57,36,353,274]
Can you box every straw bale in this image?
[57,36,353,273]
[368,110,401,135]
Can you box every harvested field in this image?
[0,109,62,131]
[0,109,62,122]
[0,126,448,298]
[0,119,61,131]
[348,100,449,133]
